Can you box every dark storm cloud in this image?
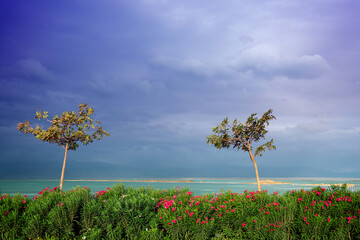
[0,0,359,179]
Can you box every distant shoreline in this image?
[66,179,195,183]
[64,179,355,187]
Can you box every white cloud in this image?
[230,45,330,79]
[15,58,54,80]
[0,58,54,82]
[152,56,213,77]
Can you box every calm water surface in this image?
[1,178,359,198]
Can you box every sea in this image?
[1,178,360,198]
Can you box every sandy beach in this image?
[250,179,355,187]
[65,179,355,187]
[252,179,291,185]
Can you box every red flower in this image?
[242,223,247,227]
[4,211,9,215]
[201,221,205,224]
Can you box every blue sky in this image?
[1,0,359,179]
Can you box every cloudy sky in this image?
[1,0,359,179]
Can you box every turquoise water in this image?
[1,178,359,198]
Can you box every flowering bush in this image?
[1,183,359,239]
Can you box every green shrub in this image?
[1,183,360,239]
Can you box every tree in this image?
[17,103,109,191]
[207,109,276,191]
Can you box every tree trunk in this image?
[59,143,69,191]
[249,150,261,191]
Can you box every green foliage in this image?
[17,103,109,151]
[1,184,360,239]
[207,109,276,155]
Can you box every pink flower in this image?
[4,211,9,215]
[327,218,330,222]
[253,219,257,223]
[22,200,26,204]
[298,198,303,202]
[24,195,27,198]
[187,192,192,195]
[196,218,200,223]
[201,221,205,224]
[168,222,171,225]
[172,219,176,224]
[242,223,247,227]
[179,201,182,204]
[189,212,194,217]
[172,207,176,212]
